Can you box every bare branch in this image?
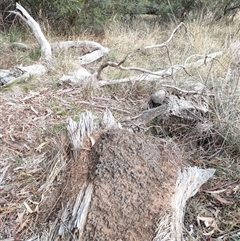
[96,61,181,80]
[11,3,52,63]
[162,84,199,94]
[144,22,187,49]
[97,51,224,87]
[96,22,187,80]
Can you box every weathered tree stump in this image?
[38,110,214,241]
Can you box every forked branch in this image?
[96,22,187,80]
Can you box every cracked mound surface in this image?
[83,129,184,241]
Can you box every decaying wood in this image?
[2,5,224,88]
[51,40,110,65]
[0,4,109,87]
[0,64,47,86]
[59,67,92,86]
[67,111,94,150]
[96,20,223,86]
[100,108,122,129]
[9,42,32,51]
[132,89,208,125]
[10,40,109,64]
[171,167,215,241]
[96,22,187,80]
[33,109,215,241]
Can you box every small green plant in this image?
[29,48,41,61]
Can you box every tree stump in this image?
[38,110,214,241]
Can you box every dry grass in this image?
[0,17,240,240]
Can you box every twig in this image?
[144,22,187,49]
[216,229,240,240]
[97,62,181,79]
[98,51,224,87]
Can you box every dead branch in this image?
[10,3,52,63]
[52,40,109,65]
[171,167,215,240]
[96,61,177,80]
[96,22,187,80]
[2,3,109,87]
[9,42,32,51]
[0,64,47,86]
[97,51,224,87]
[162,84,202,94]
[145,22,188,49]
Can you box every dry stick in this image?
[132,105,167,126]
[162,84,199,94]
[96,22,187,80]
[97,61,180,78]
[144,22,187,49]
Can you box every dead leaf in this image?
[35,141,50,153]
[0,165,10,184]
[89,135,95,147]
[17,211,25,224]
[16,217,29,233]
[197,216,215,227]
[23,201,34,214]
[205,189,226,194]
[212,193,233,204]
[233,185,239,194]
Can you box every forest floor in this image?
[0,18,240,240]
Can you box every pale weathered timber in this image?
[97,51,223,87]
[11,3,52,62]
[0,64,47,86]
[132,89,208,126]
[1,3,109,87]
